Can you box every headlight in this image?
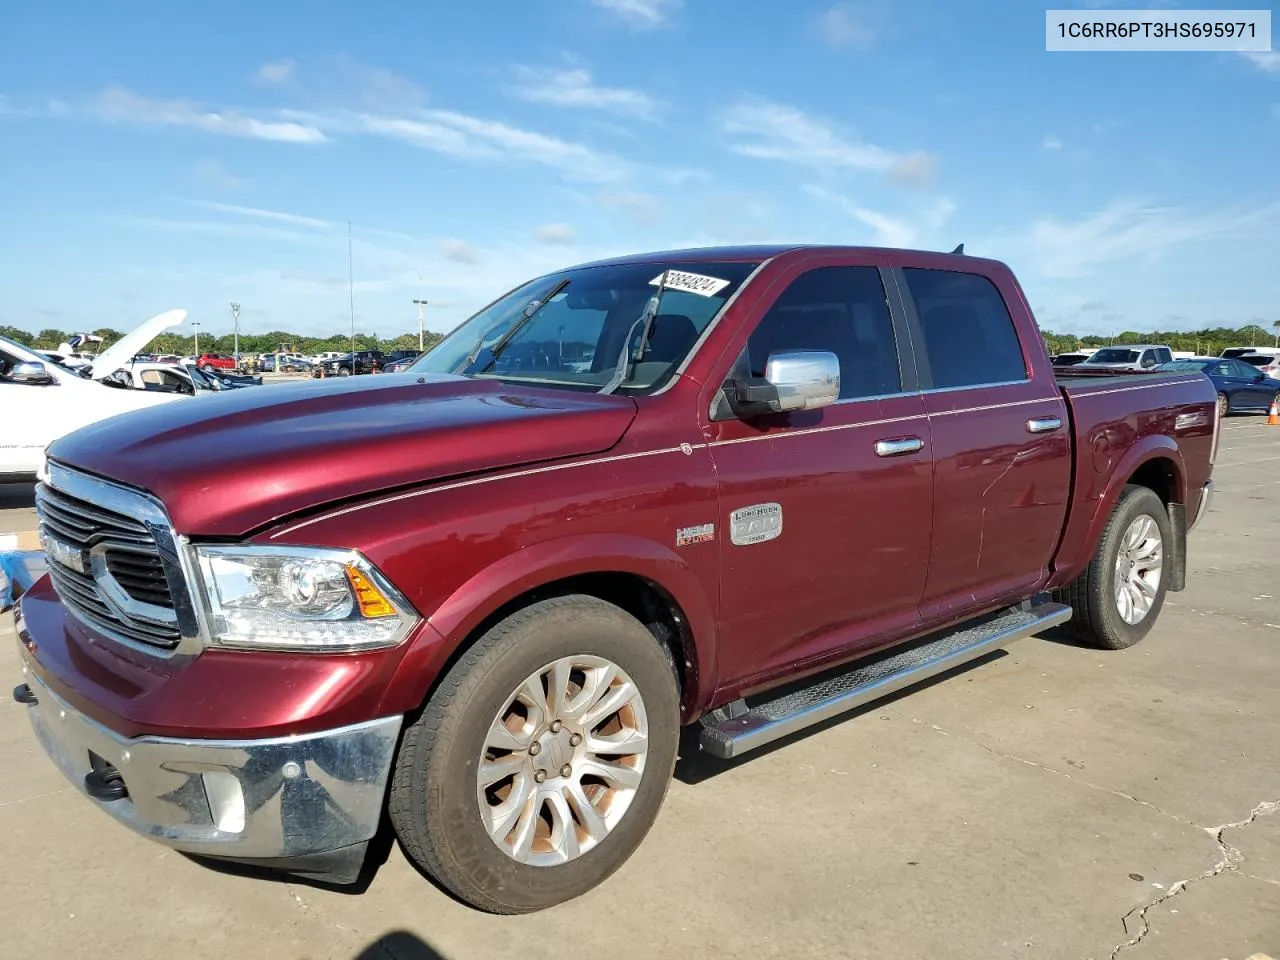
[193,545,418,652]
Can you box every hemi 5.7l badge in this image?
[730,502,783,546]
[675,523,715,547]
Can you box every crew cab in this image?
[315,350,385,376]
[12,246,1217,915]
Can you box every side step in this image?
[699,601,1072,759]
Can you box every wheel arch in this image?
[379,534,719,724]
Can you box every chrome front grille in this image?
[36,464,198,653]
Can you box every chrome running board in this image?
[698,601,1072,760]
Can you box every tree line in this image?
[3,322,1276,362]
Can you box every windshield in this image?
[184,364,221,390]
[1087,348,1140,363]
[408,260,761,393]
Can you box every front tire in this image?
[1054,484,1171,649]
[337,368,351,377]
[388,595,680,914]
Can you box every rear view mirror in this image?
[731,350,840,416]
[9,361,54,385]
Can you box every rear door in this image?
[893,262,1072,622]
[1225,359,1271,410]
[705,256,934,688]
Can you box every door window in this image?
[901,268,1028,389]
[739,266,901,400]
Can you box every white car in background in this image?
[0,310,190,483]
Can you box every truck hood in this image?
[47,374,638,535]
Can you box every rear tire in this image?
[1217,392,1229,418]
[388,595,680,914]
[1054,484,1171,650]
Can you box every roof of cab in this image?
[564,244,1009,272]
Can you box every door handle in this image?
[1026,417,1062,434]
[875,437,925,457]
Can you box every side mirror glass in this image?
[731,350,840,416]
[9,361,54,385]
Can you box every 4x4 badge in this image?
[675,523,715,547]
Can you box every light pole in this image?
[231,302,241,366]
[413,298,429,351]
[191,321,201,357]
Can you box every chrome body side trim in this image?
[18,667,401,860]
[1188,480,1214,532]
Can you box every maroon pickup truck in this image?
[13,245,1217,914]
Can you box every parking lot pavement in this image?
[2,423,1278,960]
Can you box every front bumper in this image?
[15,663,401,877]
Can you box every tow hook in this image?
[84,756,129,802]
[12,683,37,705]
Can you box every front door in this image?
[893,264,1072,622]
[705,258,934,693]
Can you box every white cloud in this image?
[191,159,243,191]
[1042,134,1063,150]
[94,87,325,143]
[998,200,1280,280]
[598,191,660,225]
[721,99,936,188]
[534,223,577,244]
[807,185,956,248]
[589,0,680,29]
[437,239,480,264]
[179,199,331,228]
[257,60,295,84]
[508,67,658,119]
[1241,51,1280,73]
[817,2,881,48]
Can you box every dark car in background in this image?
[382,350,422,373]
[1157,357,1280,416]
[315,350,385,377]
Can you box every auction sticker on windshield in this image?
[650,270,731,297]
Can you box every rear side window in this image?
[745,266,900,399]
[901,268,1028,389]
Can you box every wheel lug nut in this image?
[550,720,562,733]
[534,770,546,783]
[569,733,582,747]
[560,764,572,778]
[529,742,541,756]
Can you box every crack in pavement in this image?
[0,786,74,808]
[1110,800,1280,959]
[918,720,1199,829]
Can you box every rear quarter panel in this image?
[1048,373,1216,587]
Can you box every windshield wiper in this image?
[461,279,570,374]
[600,270,669,395]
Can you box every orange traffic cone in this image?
[1268,397,1279,426]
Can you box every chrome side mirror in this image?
[730,350,840,416]
[9,361,54,385]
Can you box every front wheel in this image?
[1054,484,1171,649]
[1217,392,1229,418]
[388,595,680,913]
[337,368,351,377]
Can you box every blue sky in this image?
[1,0,1277,340]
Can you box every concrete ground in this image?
[1,420,1278,960]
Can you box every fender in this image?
[1050,435,1186,587]
[376,533,719,721]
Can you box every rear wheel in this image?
[1217,392,1229,417]
[1054,484,1171,649]
[388,595,680,914]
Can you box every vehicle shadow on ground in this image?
[0,482,36,509]
[674,650,1010,785]
[346,931,449,959]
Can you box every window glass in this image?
[1229,360,1256,377]
[901,268,1028,389]
[743,266,900,399]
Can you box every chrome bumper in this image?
[1189,479,1214,532]
[18,667,401,861]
